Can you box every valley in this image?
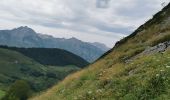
[0,1,170,100]
[0,47,87,99]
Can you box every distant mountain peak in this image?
[0,26,108,62]
[12,26,36,34]
[91,42,110,51]
[69,37,80,41]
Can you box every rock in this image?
[125,41,170,64]
[142,41,170,55]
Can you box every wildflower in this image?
[160,70,164,72]
[162,77,166,79]
[96,89,102,93]
[156,60,160,62]
[88,91,92,94]
[156,74,159,77]
[61,89,65,93]
[166,66,170,68]
[99,73,103,76]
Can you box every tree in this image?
[2,80,32,100]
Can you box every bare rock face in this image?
[142,41,170,55]
[125,41,170,64]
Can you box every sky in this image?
[0,0,169,47]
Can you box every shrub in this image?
[2,80,32,100]
[46,72,57,78]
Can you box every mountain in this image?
[0,46,89,68]
[0,47,83,99]
[31,3,170,100]
[0,27,108,62]
[91,42,110,51]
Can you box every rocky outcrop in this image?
[142,41,170,55]
[125,41,170,64]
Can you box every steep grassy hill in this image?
[0,46,89,68]
[31,3,170,100]
[0,48,81,97]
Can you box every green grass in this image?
[0,90,5,99]
[31,45,170,100]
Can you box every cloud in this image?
[0,0,169,47]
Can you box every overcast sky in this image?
[0,0,169,47]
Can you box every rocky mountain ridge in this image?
[0,26,109,62]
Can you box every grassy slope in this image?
[0,48,80,93]
[0,90,5,99]
[31,3,170,100]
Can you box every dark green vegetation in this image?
[2,80,32,100]
[0,47,83,99]
[0,27,109,62]
[0,90,5,99]
[0,46,89,68]
[31,3,170,100]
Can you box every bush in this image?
[2,80,32,100]
[46,72,57,78]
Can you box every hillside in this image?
[0,90,5,99]
[31,3,170,100]
[0,46,89,68]
[0,27,109,62]
[91,42,110,51]
[0,47,81,99]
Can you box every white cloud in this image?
[0,0,169,47]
